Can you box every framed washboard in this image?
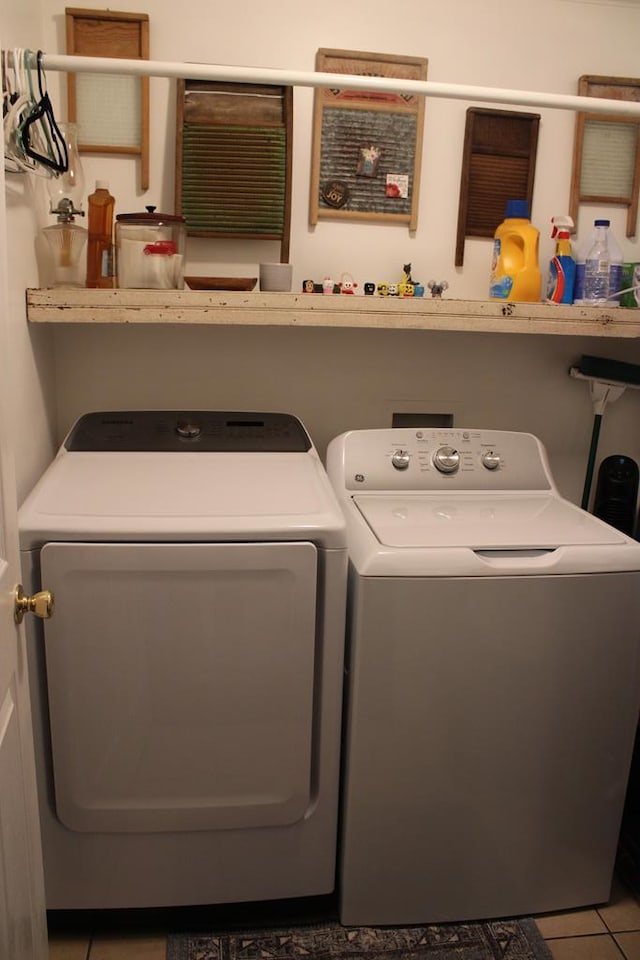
[455,108,540,266]
[309,49,428,229]
[569,75,640,238]
[65,7,150,191]
[175,80,293,262]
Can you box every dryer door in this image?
[40,541,318,833]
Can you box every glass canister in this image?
[115,207,186,289]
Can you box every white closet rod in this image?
[35,52,640,118]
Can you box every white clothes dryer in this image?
[326,427,640,926]
[19,411,347,910]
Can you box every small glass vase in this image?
[46,122,85,215]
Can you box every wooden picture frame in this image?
[569,75,640,238]
[65,7,150,191]
[309,49,428,229]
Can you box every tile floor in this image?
[47,876,640,960]
[534,877,640,959]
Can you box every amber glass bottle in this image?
[86,181,115,288]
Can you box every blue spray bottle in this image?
[547,215,576,304]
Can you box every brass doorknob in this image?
[14,584,54,624]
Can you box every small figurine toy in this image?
[402,263,415,284]
[388,283,399,297]
[303,279,315,294]
[340,272,357,294]
[364,282,376,296]
[377,282,389,297]
[322,276,334,296]
[428,280,449,299]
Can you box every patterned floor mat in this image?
[167,917,552,960]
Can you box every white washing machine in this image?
[19,410,347,910]
[326,427,640,926]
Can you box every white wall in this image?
[48,323,640,505]
[6,0,640,507]
[2,3,59,504]
[41,0,640,292]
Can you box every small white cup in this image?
[259,262,293,292]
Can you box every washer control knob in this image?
[481,449,501,471]
[176,420,202,439]
[391,449,411,470]
[433,445,460,474]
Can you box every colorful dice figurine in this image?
[398,263,419,297]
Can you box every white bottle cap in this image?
[95,180,109,189]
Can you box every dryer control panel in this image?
[65,411,312,452]
[332,428,554,492]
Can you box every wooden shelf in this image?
[25,288,640,338]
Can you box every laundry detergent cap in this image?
[505,199,530,219]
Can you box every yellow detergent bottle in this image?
[489,199,542,302]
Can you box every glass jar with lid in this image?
[115,207,186,289]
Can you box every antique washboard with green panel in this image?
[175,80,293,261]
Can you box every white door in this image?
[0,163,48,955]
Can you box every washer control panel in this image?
[339,428,553,492]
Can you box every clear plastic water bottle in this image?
[584,220,611,305]
[575,218,623,304]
